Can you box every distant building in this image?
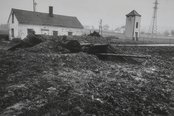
[125,10,141,41]
[8,6,84,40]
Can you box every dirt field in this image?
[0,37,174,116]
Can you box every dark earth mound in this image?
[0,36,174,116]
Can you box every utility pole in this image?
[99,19,103,36]
[33,0,37,12]
[149,0,159,38]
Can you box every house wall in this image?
[125,16,141,40]
[8,13,19,40]
[18,24,84,39]
[8,11,84,40]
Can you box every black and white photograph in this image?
[0,0,174,115]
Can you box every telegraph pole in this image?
[99,19,103,36]
[33,0,37,12]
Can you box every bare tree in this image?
[171,30,174,36]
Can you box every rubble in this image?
[23,40,70,54]
[8,34,47,51]
[66,36,109,45]
[88,31,101,37]
[0,37,174,116]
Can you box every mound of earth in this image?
[0,45,173,116]
[23,40,70,54]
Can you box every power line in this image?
[149,0,159,38]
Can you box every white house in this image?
[125,10,141,41]
[8,6,84,40]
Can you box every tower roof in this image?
[126,10,141,17]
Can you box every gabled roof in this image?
[10,8,83,29]
[126,10,141,17]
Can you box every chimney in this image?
[49,6,53,17]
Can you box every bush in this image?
[88,31,101,37]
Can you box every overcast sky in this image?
[0,0,173,32]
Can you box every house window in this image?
[68,32,73,36]
[41,29,49,35]
[27,29,35,35]
[12,13,14,23]
[136,22,138,28]
[11,28,14,37]
[53,31,58,36]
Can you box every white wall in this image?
[125,16,141,40]
[125,16,135,38]
[8,11,84,40]
[133,16,141,38]
[8,13,19,40]
[18,24,84,39]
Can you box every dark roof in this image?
[11,8,83,29]
[126,10,141,17]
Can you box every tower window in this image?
[136,22,138,28]
[12,13,14,23]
